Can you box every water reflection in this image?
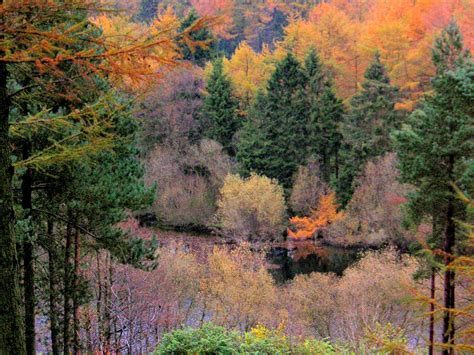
[266,241,362,283]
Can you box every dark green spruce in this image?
[305,48,344,185]
[338,52,400,204]
[237,53,309,189]
[201,58,240,155]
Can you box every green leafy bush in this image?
[156,323,410,354]
[155,323,239,354]
[239,324,290,354]
[294,338,335,355]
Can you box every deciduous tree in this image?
[223,42,274,108]
[288,191,344,240]
[216,174,286,240]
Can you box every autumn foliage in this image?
[3,1,472,354]
[217,174,286,239]
[218,0,474,109]
[288,191,344,240]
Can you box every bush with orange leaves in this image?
[288,191,344,240]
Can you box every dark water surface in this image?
[266,241,364,283]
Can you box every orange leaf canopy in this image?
[288,191,344,240]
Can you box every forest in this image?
[0,0,473,354]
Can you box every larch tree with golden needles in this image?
[0,1,206,353]
[223,41,274,109]
[288,191,344,240]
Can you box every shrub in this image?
[201,244,282,331]
[333,249,419,344]
[145,139,233,227]
[239,324,291,354]
[289,160,328,215]
[294,338,336,355]
[327,154,413,247]
[286,273,336,338]
[216,173,286,239]
[155,323,239,354]
[285,249,421,345]
[106,242,203,350]
[363,323,410,354]
[156,322,416,355]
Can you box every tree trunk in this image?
[96,253,102,350]
[63,222,73,354]
[0,4,26,351]
[47,220,61,355]
[429,269,435,355]
[84,308,93,353]
[321,149,330,184]
[103,254,112,353]
[73,230,81,354]
[22,142,35,355]
[442,181,456,355]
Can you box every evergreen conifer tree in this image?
[201,58,240,155]
[316,87,344,183]
[180,9,216,66]
[393,21,473,353]
[237,53,308,189]
[344,52,399,158]
[305,48,326,98]
[31,95,157,353]
[338,52,400,204]
[236,90,269,175]
[305,48,344,184]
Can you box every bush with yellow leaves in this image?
[240,324,291,353]
[201,244,285,332]
[216,173,286,240]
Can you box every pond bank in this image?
[146,227,367,282]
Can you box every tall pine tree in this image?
[237,53,308,189]
[316,87,344,184]
[201,58,240,155]
[393,21,473,354]
[338,52,400,204]
[30,95,157,353]
[305,48,344,185]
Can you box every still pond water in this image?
[266,241,364,283]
